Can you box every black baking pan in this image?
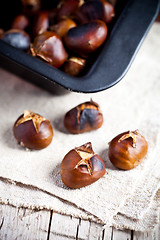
[0,0,159,93]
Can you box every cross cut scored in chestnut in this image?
[118,130,140,148]
[74,142,95,175]
[16,110,46,133]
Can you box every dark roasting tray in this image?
[0,0,159,93]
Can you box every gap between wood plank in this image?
[47,210,53,240]
[111,227,114,240]
[76,218,81,240]
[131,230,134,240]
[101,229,105,240]
[0,217,4,230]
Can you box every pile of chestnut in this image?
[13,100,148,189]
[0,0,116,76]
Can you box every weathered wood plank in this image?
[112,228,132,240]
[76,219,105,240]
[102,227,113,240]
[133,231,154,240]
[87,221,103,240]
[77,219,90,239]
[0,205,50,240]
[49,212,79,239]
[0,204,160,240]
[133,223,160,240]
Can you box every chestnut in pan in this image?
[49,18,77,38]
[1,29,30,51]
[11,14,29,30]
[33,11,50,37]
[64,20,108,58]
[30,31,68,68]
[75,0,115,24]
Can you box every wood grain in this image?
[0,204,159,240]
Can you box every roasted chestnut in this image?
[11,14,29,30]
[64,20,108,58]
[49,18,77,38]
[1,29,30,50]
[21,0,41,16]
[1,0,117,77]
[75,0,115,24]
[61,142,106,188]
[108,130,148,170]
[13,110,53,150]
[30,31,68,68]
[75,0,105,24]
[56,0,80,21]
[63,56,86,76]
[100,0,115,23]
[33,11,49,37]
[64,99,103,134]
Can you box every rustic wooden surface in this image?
[0,204,159,240]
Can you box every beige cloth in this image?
[0,23,160,231]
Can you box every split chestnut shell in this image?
[61,142,106,188]
[30,31,68,68]
[108,130,148,170]
[13,110,53,150]
[64,99,103,134]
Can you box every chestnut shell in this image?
[13,113,53,150]
[1,29,30,50]
[63,57,86,76]
[56,0,80,21]
[108,130,148,170]
[61,142,106,188]
[63,20,108,58]
[11,14,29,30]
[31,31,68,68]
[76,0,115,24]
[75,0,105,24]
[50,18,77,38]
[64,100,103,134]
[33,11,49,37]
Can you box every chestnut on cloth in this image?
[0,23,160,232]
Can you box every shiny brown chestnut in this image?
[75,0,115,24]
[63,56,86,76]
[21,0,41,16]
[11,14,29,30]
[56,0,80,21]
[33,11,49,37]
[13,110,53,150]
[75,0,105,24]
[61,142,106,188]
[108,130,148,170]
[64,20,107,58]
[100,0,115,23]
[50,18,77,38]
[30,31,68,68]
[1,29,30,51]
[64,99,103,134]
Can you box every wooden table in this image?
[0,204,159,239]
